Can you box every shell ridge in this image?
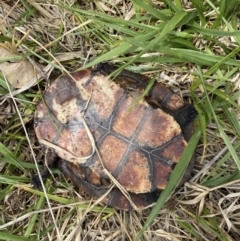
[149,133,184,152]
[112,105,151,177]
[83,68,101,87]
[129,105,151,144]
[84,130,110,167]
[160,89,172,108]
[110,140,133,177]
[82,90,128,166]
[52,124,64,145]
[148,152,155,192]
[108,91,128,131]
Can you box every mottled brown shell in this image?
[34,64,196,210]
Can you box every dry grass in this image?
[0,0,240,241]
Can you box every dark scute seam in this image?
[160,91,173,109]
[148,154,155,192]
[84,67,101,87]
[112,107,151,178]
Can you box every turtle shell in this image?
[34,63,197,210]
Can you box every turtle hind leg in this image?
[168,104,198,129]
[31,150,58,189]
[58,160,114,206]
[109,189,157,210]
[58,160,156,210]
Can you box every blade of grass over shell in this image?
[134,127,201,241]
[129,75,157,110]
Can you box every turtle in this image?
[32,63,197,210]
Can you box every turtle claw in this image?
[31,174,44,189]
[175,104,198,128]
[31,168,50,189]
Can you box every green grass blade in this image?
[223,0,240,19]
[162,0,180,12]
[131,0,169,20]
[78,42,132,69]
[200,76,240,170]
[134,126,201,241]
[0,231,36,241]
[178,221,201,239]
[191,22,240,37]
[21,186,113,214]
[113,11,187,74]
[222,106,240,136]
[203,171,240,187]
[0,143,20,164]
[212,0,225,29]
[191,0,207,26]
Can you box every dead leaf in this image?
[0,46,35,88]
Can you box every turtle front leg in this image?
[149,82,197,129]
[150,82,186,111]
[31,150,58,189]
